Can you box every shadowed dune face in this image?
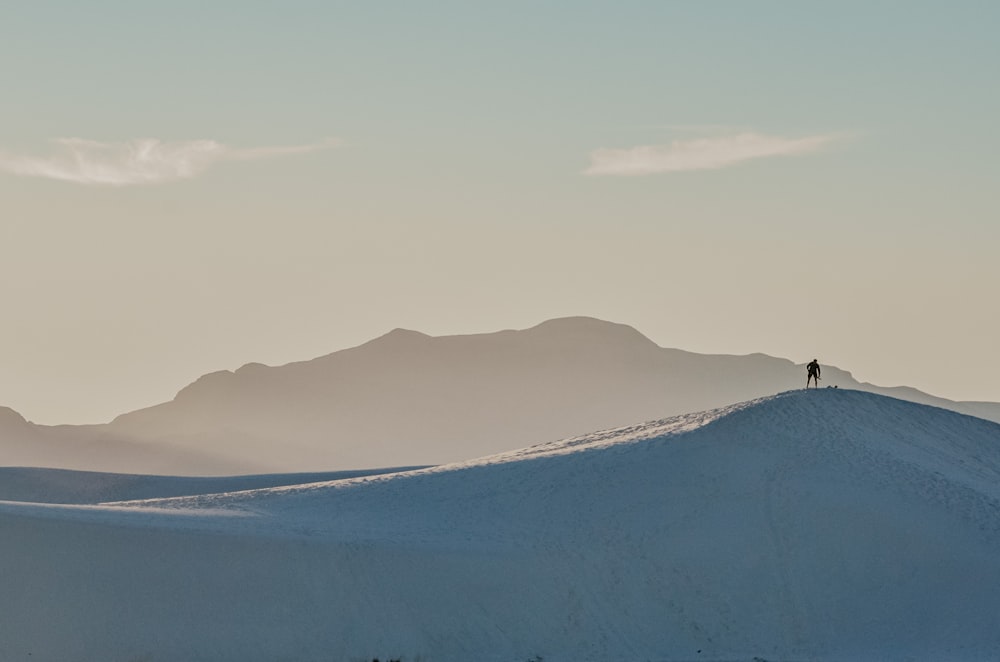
[3,316,1000,475]
[2,390,1000,660]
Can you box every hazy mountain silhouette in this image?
[3,316,1000,474]
[0,413,259,475]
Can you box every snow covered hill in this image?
[2,389,1000,661]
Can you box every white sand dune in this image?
[3,389,1000,660]
[0,466,425,505]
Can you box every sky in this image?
[1,1,998,424]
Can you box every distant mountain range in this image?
[3,316,999,474]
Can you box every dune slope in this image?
[2,389,1000,661]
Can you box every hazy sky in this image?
[2,2,998,424]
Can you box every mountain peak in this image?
[0,406,28,427]
[524,316,658,347]
[367,327,432,346]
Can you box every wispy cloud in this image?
[0,137,339,186]
[584,132,837,176]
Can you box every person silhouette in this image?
[806,359,821,389]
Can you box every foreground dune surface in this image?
[2,389,1000,661]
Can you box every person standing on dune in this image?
[806,359,821,389]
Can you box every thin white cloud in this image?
[0,137,339,186]
[584,132,837,176]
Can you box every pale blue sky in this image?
[1,2,998,423]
